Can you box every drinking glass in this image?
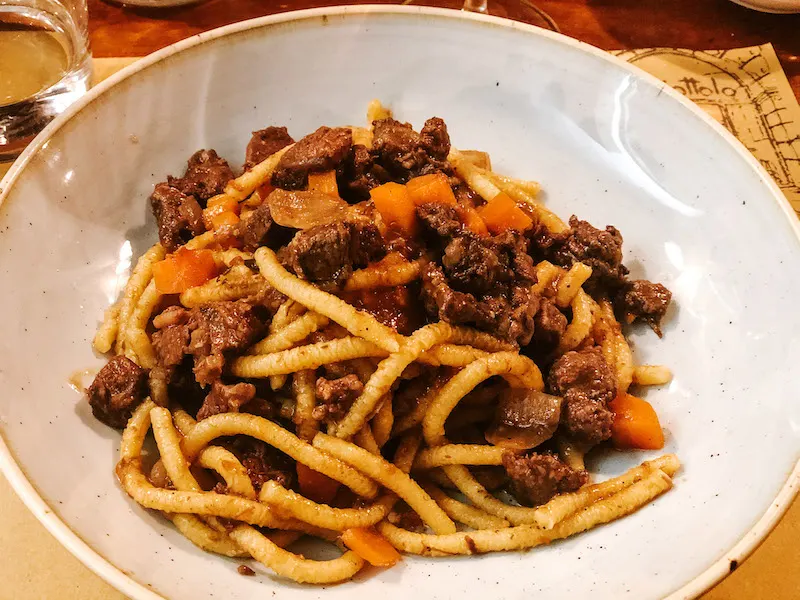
[0,0,91,159]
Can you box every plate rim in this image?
[1,5,799,599]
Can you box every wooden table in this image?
[3,1,800,599]
[87,0,800,99]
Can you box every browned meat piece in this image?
[371,117,452,181]
[151,301,267,387]
[188,301,268,385]
[227,437,295,491]
[527,220,567,258]
[454,183,482,208]
[417,202,463,239]
[283,221,385,288]
[548,348,617,445]
[494,230,538,284]
[615,279,672,336]
[169,149,234,204]
[502,452,588,506]
[349,221,386,266]
[441,231,536,296]
[271,127,353,189]
[421,264,539,346]
[86,356,147,428]
[244,126,294,170]
[149,183,205,252]
[341,144,384,200]
[420,117,451,160]
[284,221,352,285]
[508,285,540,345]
[442,235,508,295]
[196,381,257,421]
[152,306,191,367]
[315,374,363,420]
[532,298,567,349]
[371,118,425,176]
[551,216,628,286]
[237,204,273,251]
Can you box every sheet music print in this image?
[613,45,800,214]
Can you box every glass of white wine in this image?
[0,0,91,159]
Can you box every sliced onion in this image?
[485,390,562,450]
[267,189,351,230]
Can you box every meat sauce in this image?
[340,284,425,336]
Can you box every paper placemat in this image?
[0,46,798,600]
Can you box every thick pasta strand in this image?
[180,412,379,498]
[115,244,165,355]
[312,433,456,535]
[255,247,403,353]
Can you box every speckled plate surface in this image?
[1,6,799,600]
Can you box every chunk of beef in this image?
[454,183,482,210]
[283,221,385,288]
[237,204,273,251]
[494,231,538,284]
[550,216,628,287]
[284,221,352,285]
[169,150,234,204]
[421,264,539,346]
[196,381,256,421]
[271,127,352,189]
[615,279,672,336]
[149,183,205,252]
[502,452,588,506]
[86,356,147,428]
[417,202,463,239]
[341,144,383,200]
[315,374,363,421]
[152,306,191,367]
[349,221,386,266]
[244,126,294,170]
[533,297,567,349]
[371,117,452,181]
[227,438,295,491]
[188,301,268,385]
[442,235,508,295]
[548,348,617,445]
[371,118,425,176]
[420,117,451,160]
[151,301,267,387]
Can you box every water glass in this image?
[0,0,91,159]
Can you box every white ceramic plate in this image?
[1,7,799,600]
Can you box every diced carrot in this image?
[210,210,240,229]
[308,170,339,197]
[370,182,417,236]
[458,205,489,237]
[296,463,341,505]
[406,173,457,206]
[341,527,401,567]
[609,393,665,450]
[152,248,219,294]
[203,196,240,229]
[476,191,533,234]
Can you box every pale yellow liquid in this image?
[0,30,69,105]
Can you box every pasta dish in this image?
[86,101,677,583]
